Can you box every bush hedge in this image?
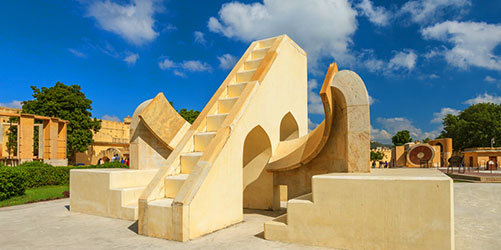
[0,161,128,189]
[0,167,27,200]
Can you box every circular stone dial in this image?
[408,145,434,165]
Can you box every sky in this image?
[0,0,500,144]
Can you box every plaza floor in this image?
[1,183,500,249]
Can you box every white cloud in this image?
[158,58,212,76]
[400,0,471,24]
[484,76,497,83]
[208,0,358,73]
[217,54,238,70]
[181,60,212,72]
[87,0,159,45]
[307,79,323,114]
[173,70,186,77]
[158,58,176,70]
[68,48,86,58]
[0,100,22,109]
[361,49,417,74]
[356,0,390,27]
[464,93,501,105]
[431,107,460,123]
[371,126,392,142]
[194,31,206,45]
[375,117,441,143]
[421,21,501,71]
[123,53,139,65]
[363,58,385,73]
[368,95,376,105]
[308,118,319,131]
[101,114,121,122]
[388,50,417,71]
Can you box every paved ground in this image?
[0,183,500,249]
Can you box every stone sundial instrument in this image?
[406,144,435,167]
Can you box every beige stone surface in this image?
[265,168,454,250]
[70,168,158,220]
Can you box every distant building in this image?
[0,106,68,166]
[372,147,391,165]
[462,147,501,169]
[75,116,131,165]
[391,138,453,168]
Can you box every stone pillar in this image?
[57,121,67,159]
[43,118,59,160]
[19,114,35,162]
[37,124,44,159]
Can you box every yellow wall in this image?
[75,117,131,165]
[463,147,501,168]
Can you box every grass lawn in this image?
[0,185,69,208]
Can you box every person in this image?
[124,158,129,166]
[97,158,102,165]
[121,157,125,164]
[372,161,376,168]
[384,161,388,168]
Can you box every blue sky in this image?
[0,0,500,144]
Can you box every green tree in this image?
[392,130,413,146]
[22,82,101,161]
[423,137,431,143]
[178,109,200,124]
[440,103,501,151]
[370,151,384,164]
[169,102,200,124]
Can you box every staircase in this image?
[139,36,283,240]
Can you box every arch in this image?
[96,147,123,162]
[242,125,273,209]
[279,112,299,141]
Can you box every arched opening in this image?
[242,126,273,209]
[279,112,299,141]
[436,142,444,167]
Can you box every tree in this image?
[392,130,413,146]
[22,82,101,161]
[178,109,200,124]
[370,151,384,164]
[423,138,431,143]
[440,103,501,151]
[169,102,200,124]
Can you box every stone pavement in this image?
[0,183,500,249]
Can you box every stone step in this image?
[251,47,270,60]
[227,82,248,98]
[122,202,139,220]
[244,58,263,70]
[164,174,189,198]
[110,186,146,206]
[180,152,203,174]
[194,132,216,152]
[147,198,174,238]
[236,69,256,83]
[206,114,228,132]
[256,38,275,49]
[218,97,238,114]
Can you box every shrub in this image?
[0,167,27,200]
[0,161,128,189]
[18,161,53,168]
